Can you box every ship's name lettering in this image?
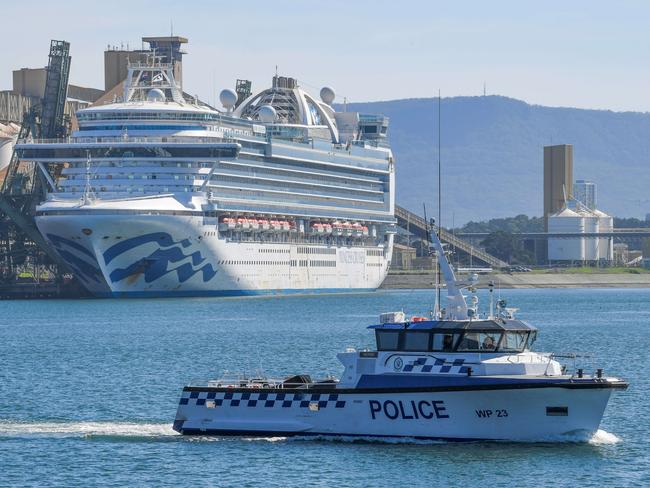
[339,251,365,264]
[369,399,449,420]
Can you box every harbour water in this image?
[1,288,648,487]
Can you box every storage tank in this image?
[581,208,599,262]
[593,208,613,261]
[548,207,585,262]
[0,122,19,173]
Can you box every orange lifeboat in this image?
[259,219,270,231]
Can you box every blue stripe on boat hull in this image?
[96,287,377,298]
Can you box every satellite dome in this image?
[320,86,335,105]
[219,89,238,110]
[147,88,166,102]
[257,104,278,123]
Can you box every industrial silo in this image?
[582,208,599,262]
[0,122,19,174]
[548,207,585,262]
[594,208,614,262]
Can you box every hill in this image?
[342,96,650,225]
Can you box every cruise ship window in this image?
[403,331,430,351]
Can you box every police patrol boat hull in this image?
[173,381,624,441]
[173,219,627,441]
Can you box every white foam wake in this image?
[589,429,621,445]
[0,420,177,438]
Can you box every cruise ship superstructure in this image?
[17,57,395,297]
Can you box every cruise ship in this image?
[16,57,395,297]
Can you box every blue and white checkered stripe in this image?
[180,391,346,409]
[401,357,469,374]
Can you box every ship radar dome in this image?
[219,89,238,111]
[147,88,166,102]
[320,86,335,105]
[258,104,278,123]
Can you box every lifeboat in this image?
[332,222,344,236]
[288,221,297,232]
[351,222,364,237]
[258,219,270,231]
[270,220,282,232]
[323,223,333,234]
[311,222,325,234]
[342,222,354,236]
[280,220,290,232]
[362,226,369,236]
[218,217,236,231]
[237,217,250,230]
[248,218,260,231]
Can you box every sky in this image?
[1,0,650,112]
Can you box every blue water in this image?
[1,288,648,487]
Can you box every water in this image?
[1,288,648,487]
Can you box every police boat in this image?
[173,230,627,441]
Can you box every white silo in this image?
[0,122,19,173]
[581,208,599,262]
[548,207,585,262]
[593,208,614,261]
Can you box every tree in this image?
[481,231,534,264]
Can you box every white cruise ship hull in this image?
[173,383,619,441]
[35,211,392,298]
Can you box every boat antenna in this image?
[423,203,438,316]
[436,90,442,318]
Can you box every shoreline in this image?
[381,271,650,289]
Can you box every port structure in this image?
[0,40,81,298]
[394,205,509,269]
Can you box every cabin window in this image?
[499,332,529,352]
[376,330,401,351]
[432,333,460,352]
[457,332,503,352]
[403,331,430,351]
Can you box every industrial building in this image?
[547,201,613,263]
[543,144,614,264]
[543,144,573,227]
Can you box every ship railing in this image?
[18,135,238,145]
[192,374,339,390]
[546,352,596,377]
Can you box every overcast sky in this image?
[2,0,649,112]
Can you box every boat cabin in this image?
[368,319,538,354]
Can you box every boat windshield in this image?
[375,329,533,353]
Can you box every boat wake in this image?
[286,429,621,445]
[0,420,178,439]
[588,429,621,445]
[0,420,620,445]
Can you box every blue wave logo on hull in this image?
[46,234,106,286]
[103,232,217,284]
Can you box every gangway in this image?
[394,205,509,269]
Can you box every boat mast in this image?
[436,90,442,318]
